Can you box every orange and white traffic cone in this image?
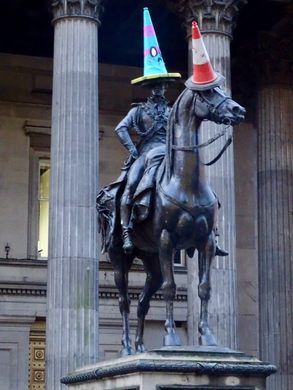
[185,21,225,90]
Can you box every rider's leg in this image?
[121,156,145,253]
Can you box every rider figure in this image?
[115,82,170,253]
[113,7,182,253]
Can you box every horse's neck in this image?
[168,118,205,191]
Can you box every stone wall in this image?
[0,54,52,259]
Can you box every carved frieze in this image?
[167,0,247,37]
[51,0,105,22]
[0,285,187,302]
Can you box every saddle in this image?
[96,150,164,253]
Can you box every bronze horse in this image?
[97,85,245,355]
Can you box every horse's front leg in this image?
[159,229,181,347]
[198,231,217,346]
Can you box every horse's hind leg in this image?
[135,253,163,353]
[198,231,217,346]
[109,248,134,356]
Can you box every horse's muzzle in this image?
[221,104,246,126]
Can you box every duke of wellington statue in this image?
[61,8,276,390]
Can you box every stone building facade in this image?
[0,1,292,389]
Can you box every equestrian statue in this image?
[97,9,246,356]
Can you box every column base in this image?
[61,346,276,389]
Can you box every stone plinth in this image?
[61,347,276,390]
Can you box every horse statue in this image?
[97,82,245,356]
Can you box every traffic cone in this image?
[185,21,225,90]
[131,8,181,85]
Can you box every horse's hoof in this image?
[135,344,147,354]
[164,333,181,347]
[199,333,217,346]
[120,346,134,356]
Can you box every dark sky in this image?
[0,0,288,73]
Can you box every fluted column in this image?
[257,31,293,390]
[168,0,246,348]
[46,1,103,388]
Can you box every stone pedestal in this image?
[61,347,276,389]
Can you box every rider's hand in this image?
[129,146,138,159]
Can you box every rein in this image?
[171,125,232,166]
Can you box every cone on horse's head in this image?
[131,7,181,86]
[185,21,225,91]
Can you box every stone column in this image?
[257,31,293,390]
[46,1,103,388]
[168,0,246,348]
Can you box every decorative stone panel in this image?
[28,321,46,390]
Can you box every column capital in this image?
[51,0,105,23]
[167,0,247,38]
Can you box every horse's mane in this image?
[165,88,199,180]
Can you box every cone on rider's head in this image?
[185,21,225,91]
[131,7,181,86]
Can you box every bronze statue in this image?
[97,19,245,355]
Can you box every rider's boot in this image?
[215,245,229,257]
[122,225,134,254]
[121,179,138,254]
[121,194,134,254]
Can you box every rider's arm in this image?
[115,108,138,159]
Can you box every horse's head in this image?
[193,86,246,126]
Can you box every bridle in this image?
[171,89,233,166]
[198,90,230,122]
